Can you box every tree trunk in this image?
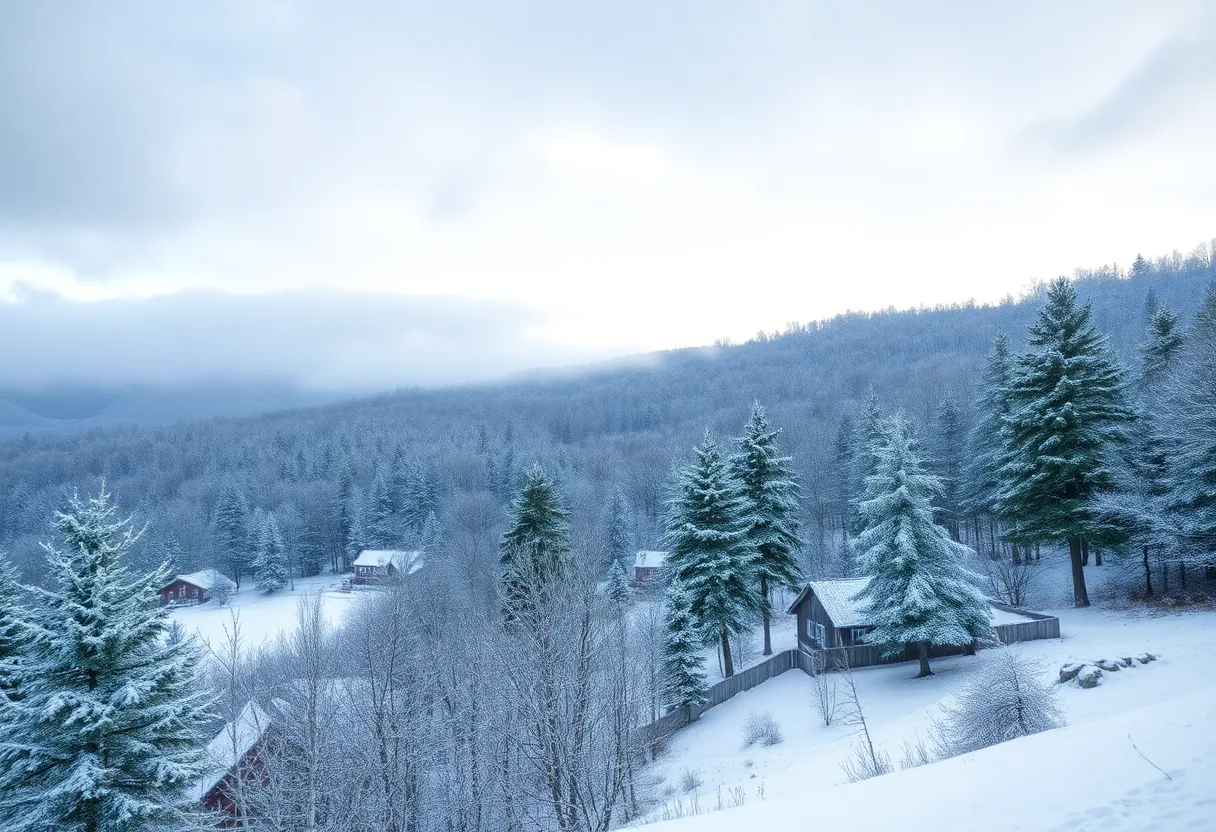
[1180,562,1187,589]
[720,629,735,678]
[1094,547,1103,567]
[1142,545,1153,597]
[1080,538,1090,567]
[1069,537,1090,607]
[916,641,933,677]
[760,574,772,656]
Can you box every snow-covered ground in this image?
[170,573,362,650]
[636,588,1216,830]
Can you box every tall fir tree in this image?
[214,481,250,588]
[962,334,1012,557]
[1138,305,1184,395]
[732,402,803,656]
[0,489,214,832]
[499,465,570,623]
[929,397,965,542]
[1160,288,1216,561]
[997,278,1135,607]
[607,557,632,609]
[364,473,397,549]
[253,511,289,594]
[663,431,755,678]
[0,550,25,703]
[603,486,637,574]
[832,413,857,571]
[419,510,444,558]
[659,577,708,712]
[335,459,357,571]
[853,416,992,677]
[849,392,885,538]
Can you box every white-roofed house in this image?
[633,550,667,587]
[352,549,423,585]
[194,700,281,822]
[157,568,237,606]
[787,576,1060,667]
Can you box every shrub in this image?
[678,766,703,794]
[936,648,1064,758]
[840,738,893,782]
[742,712,783,747]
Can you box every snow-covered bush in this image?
[809,652,842,726]
[742,711,783,747]
[841,738,894,782]
[936,648,1064,757]
[678,766,703,794]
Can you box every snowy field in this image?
[170,573,362,650]
[636,563,1216,830]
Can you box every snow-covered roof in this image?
[193,701,273,801]
[165,569,235,592]
[635,550,667,569]
[805,578,872,628]
[352,549,424,573]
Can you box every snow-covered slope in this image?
[637,605,1216,831]
[170,573,360,649]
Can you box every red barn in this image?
[158,569,235,606]
[195,701,280,827]
[633,550,667,586]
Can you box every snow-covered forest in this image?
[2,240,1216,830]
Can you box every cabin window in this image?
[850,628,868,645]
[805,620,827,646]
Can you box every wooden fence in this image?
[640,648,812,750]
[990,601,1061,644]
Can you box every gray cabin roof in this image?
[786,577,871,628]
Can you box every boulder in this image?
[1136,653,1157,664]
[1077,666,1103,689]
[1095,659,1122,672]
[1059,662,1086,684]
[1118,657,1135,668]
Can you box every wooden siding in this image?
[990,601,1061,644]
[795,592,841,649]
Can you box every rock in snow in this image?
[1077,666,1103,689]
[1095,658,1122,672]
[1137,653,1157,664]
[1059,662,1086,683]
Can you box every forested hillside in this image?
[0,243,1211,589]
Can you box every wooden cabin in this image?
[633,550,667,586]
[787,577,1061,668]
[195,701,280,827]
[352,549,423,585]
[158,569,236,606]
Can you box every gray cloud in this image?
[0,286,618,392]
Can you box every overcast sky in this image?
[2,1,1214,392]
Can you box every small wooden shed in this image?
[158,569,235,606]
[633,550,667,586]
[352,549,423,585]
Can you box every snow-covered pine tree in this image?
[853,415,992,677]
[254,511,289,593]
[603,486,637,574]
[419,510,443,558]
[0,550,25,703]
[663,430,756,678]
[832,413,857,558]
[0,488,214,832]
[849,392,884,539]
[997,277,1135,607]
[1138,305,1184,394]
[214,481,250,587]
[660,577,707,712]
[364,473,397,549]
[345,487,368,567]
[335,459,357,570]
[607,557,631,609]
[499,465,570,624]
[732,402,803,656]
[1160,287,1216,563]
[929,397,965,542]
[962,334,1012,557]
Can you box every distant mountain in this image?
[0,384,345,441]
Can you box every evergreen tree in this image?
[962,334,1012,556]
[1160,288,1216,561]
[832,413,857,572]
[853,416,992,677]
[607,557,632,609]
[364,473,397,549]
[603,486,636,574]
[660,577,708,712]
[1137,306,1184,395]
[346,488,368,566]
[663,431,755,678]
[335,459,357,571]
[253,512,288,594]
[732,402,803,656]
[0,489,214,832]
[0,550,25,703]
[849,392,884,538]
[929,397,965,542]
[499,465,570,623]
[419,510,443,557]
[214,482,250,587]
[997,278,1135,607]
